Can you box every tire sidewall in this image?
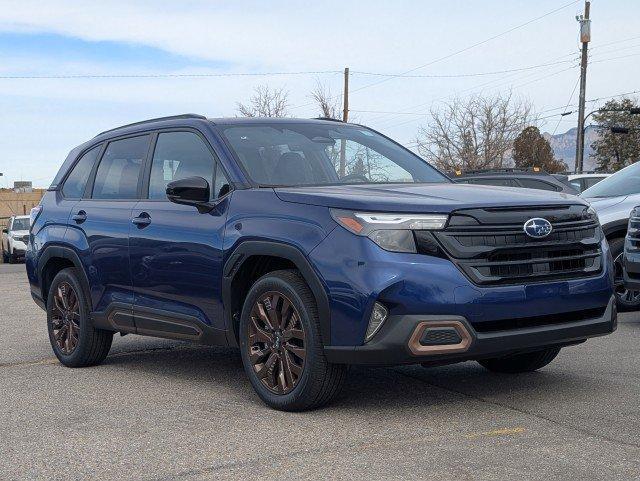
[239,274,322,410]
[46,268,93,366]
[610,237,640,310]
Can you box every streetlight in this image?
[575,107,640,173]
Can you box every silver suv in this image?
[581,162,640,310]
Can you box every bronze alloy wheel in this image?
[50,281,81,355]
[247,291,306,394]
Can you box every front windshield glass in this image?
[219,122,449,186]
[11,218,29,231]
[581,162,640,198]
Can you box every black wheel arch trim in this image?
[602,219,628,240]
[38,244,92,308]
[222,240,331,347]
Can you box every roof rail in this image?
[460,167,547,176]
[95,113,207,137]
[314,117,344,122]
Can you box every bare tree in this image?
[311,81,341,119]
[237,85,290,117]
[415,93,534,172]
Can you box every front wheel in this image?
[610,237,640,311]
[239,270,347,411]
[478,347,561,373]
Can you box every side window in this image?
[585,177,603,189]
[92,135,149,199]
[62,145,101,198]
[214,164,231,199]
[517,178,559,191]
[148,132,215,199]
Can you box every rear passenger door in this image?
[65,134,150,327]
[129,130,232,340]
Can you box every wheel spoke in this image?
[284,342,306,361]
[282,351,299,384]
[249,315,273,344]
[265,294,281,329]
[256,302,276,331]
[249,345,270,364]
[283,328,304,341]
[277,358,288,393]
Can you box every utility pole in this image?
[339,67,350,177]
[574,1,591,174]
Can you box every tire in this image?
[610,237,640,311]
[477,347,561,373]
[8,249,16,264]
[46,267,113,367]
[1,246,7,263]
[239,269,347,411]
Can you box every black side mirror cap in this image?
[166,176,210,208]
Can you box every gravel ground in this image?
[1,264,639,480]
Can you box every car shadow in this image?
[99,340,601,412]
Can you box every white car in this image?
[1,215,30,264]
[568,173,610,193]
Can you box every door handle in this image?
[132,212,151,227]
[72,210,87,223]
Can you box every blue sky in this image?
[0,0,638,187]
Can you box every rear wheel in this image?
[610,237,640,311]
[239,270,347,411]
[478,347,561,373]
[8,248,17,264]
[47,268,113,367]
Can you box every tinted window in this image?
[148,132,215,199]
[214,165,231,199]
[584,177,605,189]
[220,123,448,186]
[62,145,101,198]
[582,163,640,198]
[517,178,559,191]
[470,178,517,187]
[11,218,29,231]
[92,136,149,199]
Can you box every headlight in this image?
[11,234,22,240]
[330,209,448,253]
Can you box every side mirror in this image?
[166,176,210,208]
[1,228,7,234]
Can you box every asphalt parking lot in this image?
[2,263,640,480]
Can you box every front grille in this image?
[430,205,603,286]
[473,307,606,333]
[626,212,640,253]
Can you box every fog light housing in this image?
[365,302,388,342]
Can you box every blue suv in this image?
[27,114,616,411]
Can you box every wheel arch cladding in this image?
[39,245,90,307]
[223,240,331,347]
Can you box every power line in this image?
[0,70,342,80]
[552,76,580,135]
[346,0,581,96]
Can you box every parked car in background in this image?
[453,169,579,194]
[27,115,616,411]
[581,162,640,310]
[2,215,30,263]
[624,206,640,291]
[567,173,610,193]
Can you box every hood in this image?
[581,195,627,212]
[274,183,586,213]
[9,229,29,236]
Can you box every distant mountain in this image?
[543,125,600,171]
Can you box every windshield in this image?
[581,162,640,198]
[219,122,449,187]
[11,218,29,231]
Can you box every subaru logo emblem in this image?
[523,218,553,238]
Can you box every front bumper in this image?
[324,295,617,366]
